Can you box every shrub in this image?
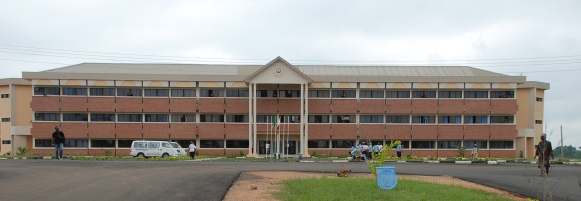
[17,146,30,155]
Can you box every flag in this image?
[272,116,278,128]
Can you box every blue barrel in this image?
[298,153,303,160]
[376,166,398,190]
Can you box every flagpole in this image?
[266,117,269,158]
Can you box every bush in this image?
[17,146,30,155]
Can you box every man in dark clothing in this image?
[535,134,553,176]
[52,126,65,160]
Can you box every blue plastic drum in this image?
[376,166,398,190]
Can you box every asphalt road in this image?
[0,159,579,201]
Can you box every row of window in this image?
[308,140,513,149]
[34,139,249,149]
[34,113,516,124]
[34,87,516,99]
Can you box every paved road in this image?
[0,159,579,201]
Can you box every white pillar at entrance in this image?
[247,83,253,157]
[251,83,258,157]
[303,83,310,157]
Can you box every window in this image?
[1,94,9,98]
[200,114,224,122]
[412,116,436,124]
[91,140,115,148]
[438,91,462,98]
[62,88,87,96]
[200,140,224,148]
[360,90,384,98]
[465,91,488,98]
[438,141,461,149]
[360,115,383,123]
[90,88,115,96]
[411,141,435,149]
[63,113,88,121]
[144,89,169,97]
[34,87,60,95]
[332,115,356,123]
[412,91,436,98]
[118,114,142,122]
[386,115,410,123]
[118,140,134,148]
[279,90,300,98]
[171,89,196,97]
[536,97,543,102]
[257,90,277,97]
[171,114,196,122]
[332,140,355,148]
[438,116,461,124]
[35,113,60,121]
[308,90,330,98]
[2,140,10,144]
[464,141,487,149]
[35,139,52,147]
[226,90,249,97]
[491,91,514,98]
[226,140,249,148]
[465,116,488,124]
[1,118,10,122]
[200,89,224,97]
[63,140,88,147]
[117,88,142,96]
[173,140,194,149]
[256,115,278,123]
[386,91,410,98]
[535,120,543,124]
[490,141,514,149]
[274,115,298,123]
[308,115,329,123]
[308,140,329,148]
[90,114,115,122]
[226,115,249,123]
[490,116,514,124]
[145,114,169,122]
[332,90,356,98]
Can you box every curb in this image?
[455,161,472,164]
[487,161,499,165]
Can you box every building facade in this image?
[0,78,33,155]
[21,57,549,158]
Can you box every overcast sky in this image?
[1,1,579,148]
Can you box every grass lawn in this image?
[273,177,512,201]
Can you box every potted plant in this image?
[366,140,401,190]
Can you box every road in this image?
[0,159,579,200]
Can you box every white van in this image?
[130,141,180,157]
[170,142,188,156]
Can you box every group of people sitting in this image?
[349,142,382,161]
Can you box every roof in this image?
[22,57,525,83]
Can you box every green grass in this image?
[273,177,512,201]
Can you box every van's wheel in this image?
[162,153,169,158]
[137,153,145,158]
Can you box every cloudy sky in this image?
[1,1,580,148]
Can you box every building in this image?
[21,57,549,158]
[0,78,32,155]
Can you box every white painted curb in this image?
[487,161,499,165]
[333,160,349,162]
[426,160,440,163]
[455,161,472,164]
[396,160,407,163]
[300,161,315,162]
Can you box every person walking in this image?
[396,144,402,158]
[188,141,197,160]
[535,134,554,176]
[52,126,65,160]
[472,144,479,159]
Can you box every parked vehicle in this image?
[170,142,187,156]
[130,141,180,157]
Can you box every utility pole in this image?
[561,125,565,158]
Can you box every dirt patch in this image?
[223,171,527,201]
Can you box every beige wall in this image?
[14,85,32,126]
[0,84,33,155]
[1,85,11,154]
[516,88,533,129]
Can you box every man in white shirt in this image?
[188,141,197,160]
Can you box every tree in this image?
[553,145,578,159]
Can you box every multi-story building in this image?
[0,78,32,155]
[21,57,549,158]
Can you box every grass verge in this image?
[273,177,513,201]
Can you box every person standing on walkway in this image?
[472,144,479,159]
[535,134,554,176]
[188,141,197,160]
[396,144,402,158]
[52,126,65,160]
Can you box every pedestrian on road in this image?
[535,134,554,176]
[52,126,65,160]
[189,141,197,160]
